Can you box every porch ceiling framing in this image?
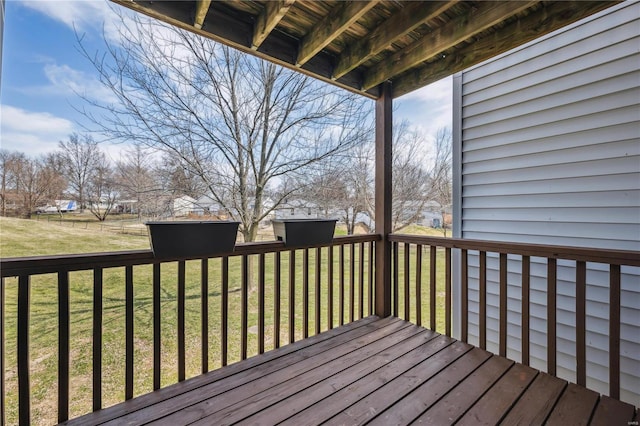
[110,0,619,99]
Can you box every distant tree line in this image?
[1,121,451,234]
[1,133,205,221]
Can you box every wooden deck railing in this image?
[388,234,640,403]
[3,232,638,424]
[0,234,378,425]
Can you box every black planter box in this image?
[272,219,337,248]
[146,221,239,259]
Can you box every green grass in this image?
[1,217,447,425]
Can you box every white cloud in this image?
[14,62,119,107]
[1,105,130,159]
[400,76,453,105]
[18,0,123,42]
[2,105,74,134]
[1,105,75,156]
[43,63,118,102]
[395,76,453,140]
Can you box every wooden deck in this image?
[63,316,637,426]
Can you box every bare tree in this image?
[155,152,207,200]
[58,133,103,212]
[337,120,430,232]
[390,122,431,231]
[87,161,118,221]
[115,145,163,219]
[322,146,373,234]
[0,150,21,216]
[77,11,370,242]
[428,127,453,236]
[41,152,69,217]
[10,155,66,218]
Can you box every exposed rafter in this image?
[111,0,620,99]
[296,0,379,67]
[332,1,457,80]
[362,1,537,91]
[391,1,616,98]
[193,0,211,30]
[252,0,296,50]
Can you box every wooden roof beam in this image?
[252,0,296,50]
[296,0,379,67]
[362,0,537,91]
[391,1,618,98]
[332,1,457,80]
[194,0,212,30]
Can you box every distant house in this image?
[192,195,221,216]
[419,201,451,228]
[172,195,197,217]
[273,199,329,220]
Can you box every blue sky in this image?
[1,0,451,160]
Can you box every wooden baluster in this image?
[480,251,487,350]
[289,250,296,343]
[315,248,321,335]
[404,243,410,321]
[221,257,229,366]
[445,247,452,337]
[393,242,399,317]
[547,258,557,376]
[18,275,30,425]
[152,263,161,390]
[241,255,248,360]
[303,249,309,338]
[359,242,365,320]
[368,241,374,317]
[610,264,621,399]
[521,256,530,366]
[430,246,436,331]
[274,252,281,349]
[348,243,354,323]
[328,246,334,329]
[125,266,134,398]
[461,249,468,343]
[416,244,422,327]
[339,245,345,325]
[499,253,507,357]
[259,254,265,354]
[58,271,69,422]
[201,259,209,373]
[576,260,586,387]
[177,261,185,381]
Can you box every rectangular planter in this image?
[145,221,239,259]
[272,218,337,248]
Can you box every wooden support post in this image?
[374,81,392,317]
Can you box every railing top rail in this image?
[0,234,381,278]
[389,234,640,267]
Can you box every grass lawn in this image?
[1,216,447,425]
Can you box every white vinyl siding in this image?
[454,1,639,405]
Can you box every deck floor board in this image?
[413,355,513,425]
[184,323,429,425]
[235,329,444,425]
[457,363,538,425]
[499,371,567,425]
[61,316,637,426]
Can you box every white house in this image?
[452,1,639,405]
[172,195,197,217]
